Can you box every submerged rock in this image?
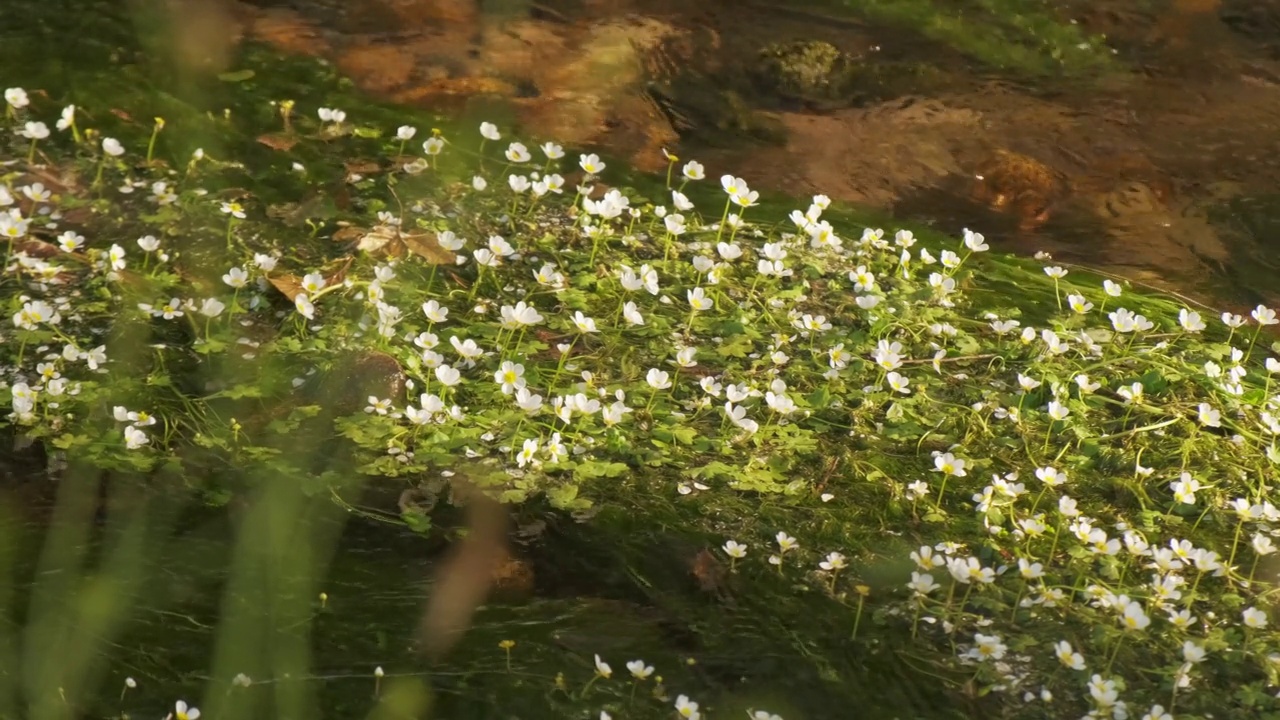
[754,39,860,107]
[317,350,408,417]
[971,149,1069,231]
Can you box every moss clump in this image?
[753,40,861,107]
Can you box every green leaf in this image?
[806,387,831,409]
[547,483,580,509]
[402,510,432,533]
[217,69,256,82]
[574,461,629,480]
[672,426,697,445]
[716,334,754,358]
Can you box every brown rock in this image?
[247,7,331,58]
[372,0,479,26]
[335,44,416,94]
[391,76,519,107]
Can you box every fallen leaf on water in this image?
[343,158,381,175]
[265,257,354,302]
[354,225,397,254]
[266,273,304,301]
[257,132,299,152]
[331,224,365,244]
[325,256,355,287]
[401,231,455,265]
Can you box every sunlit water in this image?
[225,0,1280,308]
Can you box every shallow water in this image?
[222,0,1280,308]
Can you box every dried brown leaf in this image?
[343,158,382,175]
[266,273,304,301]
[401,230,455,265]
[257,132,299,151]
[355,225,398,255]
[332,225,365,244]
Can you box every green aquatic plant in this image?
[2,40,1280,718]
[787,0,1116,77]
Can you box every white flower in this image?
[1103,279,1123,297]
[592,653,612,678]
[1044,266,1067,279]
[1170,472,1201,505]
[682,160,705,180]
[20,121,49,140]
[819,551,846,571]
[123,426,149,450]
[102,137,125,157]
[622,301,644,326]
[479,122,501,141]
[1243,606,1268,629]
[687,287,713,311]
[1253,533,1277,556]
[396,125,417,141]
[56,105,75,131]
[646,368,672,390]
[1142,704,1173,720]
[579,153,605,175]
[1196,402,1221,428]
[963,228,989,252]
[494,361,526,395]
[56,231,85,253]
[878,369,911,395]
[198,298,226,318]
[301,272,326,294]
[626,660,654,679]
[908,572,939,595]
[294,294,315,319]
[222,266,249,288]
[172,700,200,720]
[675,695,700,720]
[5,87,30,108]
[723,540,747,558]
[572,311,598,333]
[435,365,462,387]
[1054,640,1085,670]
[423,137,444,155]
[317,107,346,123]
[934,452,967,477]
[1121,600,1151,630]
[1179,308,1205,332]
[1253,305,1278,325]
[514,388,543,414]
[505,142,531,163]
[664,213,687,236]
[1067,294,1092,314]
[1047,400,1069,421]
[969,633,1006,661]
[422,300,450,323]
[540,141,563,159]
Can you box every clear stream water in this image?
[3,1,1280,718]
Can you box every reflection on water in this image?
[224,0,1280,306]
